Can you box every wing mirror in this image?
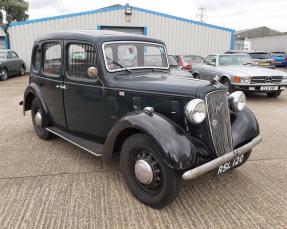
[87,67,98,79]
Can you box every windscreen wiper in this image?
[106,57,132,72]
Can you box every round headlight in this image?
[185,99,207,124]
[228,91,246,112]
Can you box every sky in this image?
[27,0,287,32]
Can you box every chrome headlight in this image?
[282,75,287,83]
[185,99,207,124]
[228,91,246,112]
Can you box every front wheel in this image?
[20,66,25,76]
[221,78,234,93]
[31,98,52,140]
[120,134,181,208]
[266,91,281,98]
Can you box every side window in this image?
[32,46,41,72]
[11,52,18,58]
[43,43,62,76]
[207,56,216,66]
[67,43,97,80]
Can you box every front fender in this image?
[232,106,260,148]
[103,111,196,170]
[23,83,48,115]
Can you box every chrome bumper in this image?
[182,135,263,180]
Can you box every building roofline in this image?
[7,5,234,33]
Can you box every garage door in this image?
[100,26,144,35]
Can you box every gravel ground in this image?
[0,74,287,229]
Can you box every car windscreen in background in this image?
[250,53,271,59]
[272,52,286,57]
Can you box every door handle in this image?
[55,84,68,90]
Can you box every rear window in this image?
[249,53,271,59]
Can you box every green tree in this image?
[0,0,29,24]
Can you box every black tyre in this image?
[233,151,251,169]
[120,134,181,208]
[193,73,200,79]
[31,98,52,140]
[0,68,8,81]
[221,78,234,93]
[20,66,25,76]
[266,91,281,98]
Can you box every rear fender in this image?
[102,111,196,170]
[23,83,48,116]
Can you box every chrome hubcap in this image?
[134,159,154,184]
[35,111,42,126]
[1,70,7,79]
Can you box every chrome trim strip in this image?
[102,41,169,73]
[182,135,263,180]
[46,127,102,157]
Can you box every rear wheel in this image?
[0,68,8,80]
[31,98,52,140]
[120,134,181,208]
[266,91,281,98]
[20,66,25,76]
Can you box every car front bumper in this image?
[182,135,263,180]
[232,83,287,92]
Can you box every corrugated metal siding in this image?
[7,8,232,68]
[247,34,287,53]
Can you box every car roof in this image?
[227,50,269,54]
[35,30,165,45]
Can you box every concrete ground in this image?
[0,74,287,229]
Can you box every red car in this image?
[171,55,204,71]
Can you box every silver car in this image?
[192,54,287,98]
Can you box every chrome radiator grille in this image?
[251,76,282,84]
[205,91,233,157]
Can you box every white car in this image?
[192,54,287,98]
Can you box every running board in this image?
[46,127,103,157]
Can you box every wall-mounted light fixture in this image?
[125,4,133,16]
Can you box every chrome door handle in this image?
[55,84,68,90]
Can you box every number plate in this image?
[259,62,270,66]
[217,155,244,175]
[260,86,278,91]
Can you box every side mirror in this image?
[87,66,98,79]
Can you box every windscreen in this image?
[219,55,254,66]
[183,55,204,63]
[249,53,271,59]
[103,42,168,72]
[0,51,6,59]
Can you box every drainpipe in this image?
[3,24,10,49]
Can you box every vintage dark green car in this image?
[0,49,26,80]
[22,31,262,208]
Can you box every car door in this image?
[200,55,217,80]
[35,41,67,128]
[63,41,107,140]
[5,51,16,74]
[10,51,22,73]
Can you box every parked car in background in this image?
[0,49,26,80]
[225,50,275,69]
[171,55,204,71]
[192,54,287,97]
[271,52,287,67]
[167,55,193,77]
[22,31,262,208]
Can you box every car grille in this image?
[205,91,233,157]
[251,76,282,84]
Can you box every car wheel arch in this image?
[102,111,197,170]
